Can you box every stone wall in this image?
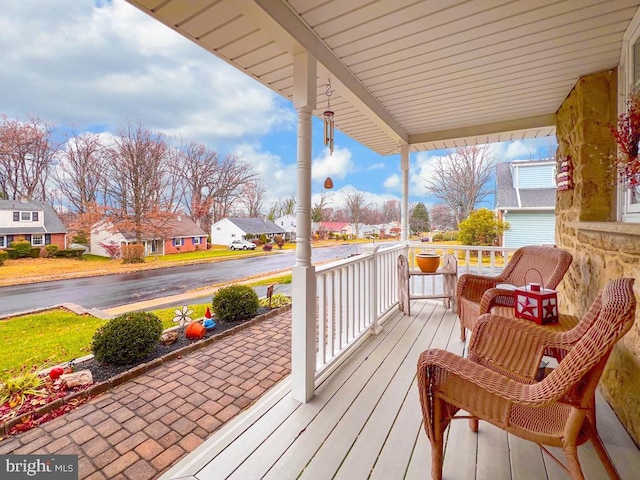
[556,68,640,445]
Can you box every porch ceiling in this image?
[127,0,640,155]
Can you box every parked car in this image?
[229,239,257,250]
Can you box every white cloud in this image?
[383,174,400,189]
[312,146,353,182]
[0,0,294,149]
[233,144,296,203]
[411,151,445,196]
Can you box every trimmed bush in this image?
[212,284,259,323]
[30,248,41,258]
[42,244,59,258]
[121,244,145,264]
[5,248,18,259]
[263,243,273,251]
[54,248,84,258]
[91,312,163,365]
[0,250,8,265]
[10,240,32,258]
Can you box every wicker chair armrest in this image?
[468,313,569,382]
[456,273,499,303]
[418,349,536,405]
[478,287,517,314]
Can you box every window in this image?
[193,237,200,244]
[21,212,30,221]
[173,238,183,247]
[0,236,5,248]
[32,211,38,221]
[620,25,640,222]
[31,234,44,246]
[13,212,19,222]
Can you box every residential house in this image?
[496,159,557,248]
[317,221,350,239]
[91,215,208,257]
[274,214,296,241]
[211,217,285,246]
[130,0,640,463]
[0,199,66,250]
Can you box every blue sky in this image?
[0,0,557,211]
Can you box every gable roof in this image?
[319,222,349,231]
[496,162,556,210]
[226,217,286,234]
[96,215,207,241]
[0,199,67,234]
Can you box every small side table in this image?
[398,253,458,316]
[409,253,458,310]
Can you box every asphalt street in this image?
[0,243,368,317]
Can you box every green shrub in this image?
[259,234,268,244]
[0,250,8,265]
[30,247,41,258]
[71,233,89,245]
[212,285,259,323]
[54,248,84,258]
[91,312,162,365]
[42,244,59,258]
[5,248,17,259]
[10,240,32,258]
[121,244,145,264]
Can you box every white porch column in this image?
[400,144,410,242]
[292,51,316,403]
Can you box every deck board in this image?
[161,300,640,480]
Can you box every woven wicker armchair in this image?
[418,278,636,480]
[456,245,572,341]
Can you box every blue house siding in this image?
[503,212,555,248]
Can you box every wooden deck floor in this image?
[161,300,640,480]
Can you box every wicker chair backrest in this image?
[528,278,635,406]
[500,245,573,289]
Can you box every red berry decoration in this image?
[49,367,64,380]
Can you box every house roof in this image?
[226,217,286,234]
[100,215,207,241]
[0,199,67,234]
[319,222,349,231]
[126,0,639,155]
[496,162,556,210]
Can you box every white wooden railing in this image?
[313,242,518,376]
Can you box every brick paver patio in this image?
[0,310,292,479]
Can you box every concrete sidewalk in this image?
[0,310,292,480]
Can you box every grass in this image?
[248,274,292,287]
[0,309,106,377]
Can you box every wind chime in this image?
[323,79,335,190]
[323,80,335,155]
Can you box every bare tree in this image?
[210,154,258,223]
[425,145,495,226]
[53,132,107,213]
[0,115,58,201]
[343,189,369,237]
[105,120,171,241]
[430,203,456,231]
[241,181,267,217]
[311,191,333,222]
[381,199,401,223]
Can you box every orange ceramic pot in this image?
[416,253,440,273]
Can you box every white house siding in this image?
[90,222,127,257]
[515,164,555,189]
[503,211,555,248]
[211,218,247,246]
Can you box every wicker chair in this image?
[417,278,636,480]
[456,245,572,341]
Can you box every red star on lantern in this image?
[518,297,538,316]
[544,299,557,318]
